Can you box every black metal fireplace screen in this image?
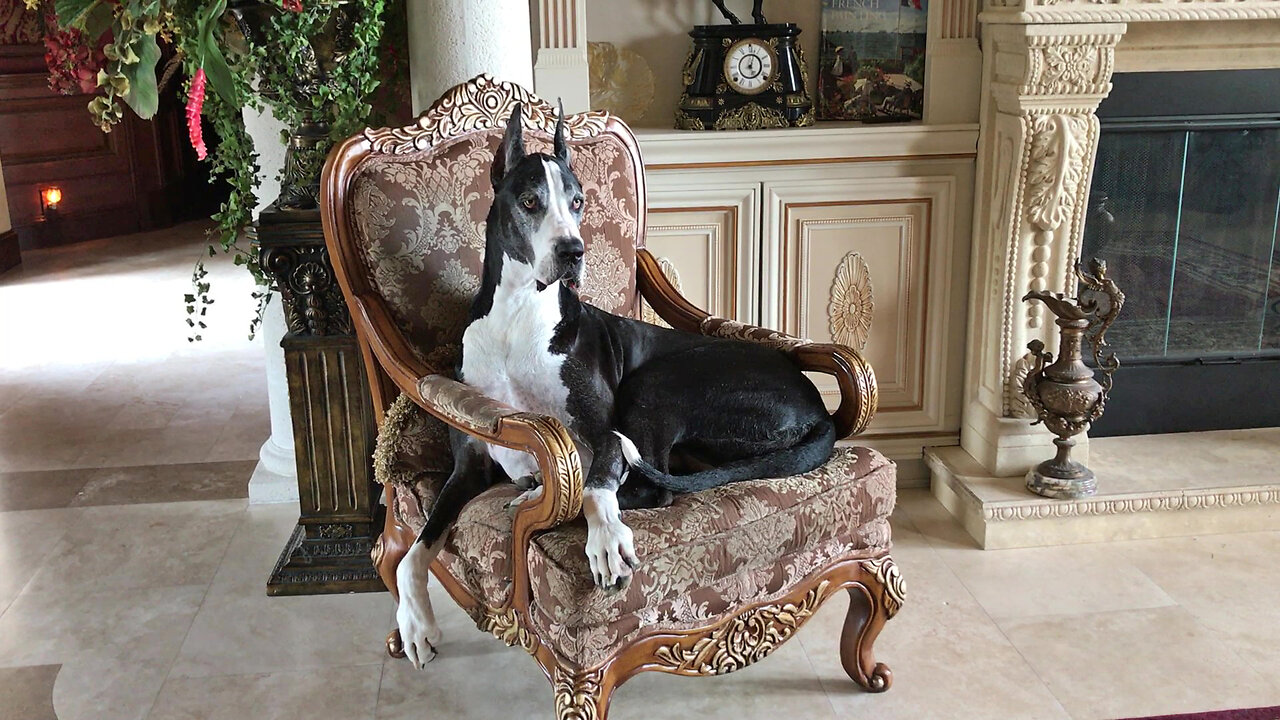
[1082,70,1280,436]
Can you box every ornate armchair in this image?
[320,75,903,719]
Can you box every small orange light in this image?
[41,187,62,211]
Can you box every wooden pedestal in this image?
[257,206,384,596]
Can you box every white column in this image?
[406,0,535,114]
[244,101,299,505]
[532,0,590,113]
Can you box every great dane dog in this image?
[395,104,835,668]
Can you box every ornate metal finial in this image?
[1020,258,1125,499]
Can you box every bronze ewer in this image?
[1021,259,1125,499]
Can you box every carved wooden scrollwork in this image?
[478,606,537,654]
[553,667,606,720]
[652,580,830,675]
[260,245,354,337]
[861,556,906,619]
[828,252,874,352]
[640,256,682,328]
[364,74,611,155]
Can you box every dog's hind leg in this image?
[397,428,491,670]
[583,434,640,592]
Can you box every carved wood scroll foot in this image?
[387,628,406,659]
[840,556,905,692]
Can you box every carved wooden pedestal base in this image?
[258,206,382,596]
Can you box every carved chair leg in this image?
[553,667,612,720]
[840,557,904,693]
[375,484,415,659]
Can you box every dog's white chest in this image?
[461,280,570,478]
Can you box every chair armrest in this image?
[413,375,584,613]
[637,248,877,439]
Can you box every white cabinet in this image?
[637,125,977,482]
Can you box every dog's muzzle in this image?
[554,237,585,291]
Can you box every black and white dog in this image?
[395,104,834,668]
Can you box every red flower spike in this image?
[282,0,302,11]
[186,68,208,160]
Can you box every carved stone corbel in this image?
[979,25,1125,421]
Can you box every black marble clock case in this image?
[677,23,813,131]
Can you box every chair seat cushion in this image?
[378,398,896,668]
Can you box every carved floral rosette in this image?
[364,74,612,155]
[828,252,874,352]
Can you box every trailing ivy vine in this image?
[46,0,394,341]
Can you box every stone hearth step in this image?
[926,428,1280,549]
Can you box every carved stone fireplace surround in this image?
[927,0,1280,548]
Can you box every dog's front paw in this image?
[395,542,443,669]
[396,592,442,669]
[504,485,544,516]
[513,471,542,491]
[585,518,638,593]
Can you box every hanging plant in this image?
[45,0,393,341]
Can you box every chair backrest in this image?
[323,75,647,410]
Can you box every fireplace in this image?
[1082,70,1280,436]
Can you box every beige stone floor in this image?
[2,226,1280,720]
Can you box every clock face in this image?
[723,39,777,95]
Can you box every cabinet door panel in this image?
[643,181,758,323]
[766,174,959,434]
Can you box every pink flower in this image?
[186,68,208,160]
[281,0,302,11]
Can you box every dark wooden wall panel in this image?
[0,42,206,250]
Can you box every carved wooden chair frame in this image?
[320,74,902,719]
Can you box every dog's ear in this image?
[492,103,525,189]
[553,98,571,165]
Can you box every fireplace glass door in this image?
[1081,107,1280,435]
[1083,125,1280,359]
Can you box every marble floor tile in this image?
[0,507,83,612]
[23,499,246,595]
[206,502,300,597]
[171,591,392,679]
[935,542,1176,622]
[52,658,172,720]
[150,664,382,720]
[69,460,254,507]
[1000,605,1279,720]
[0,584,205,668]
[1117,532,1280,686]
[800,545,1070,720]
[0,664,59,720]
[0,467,91,511]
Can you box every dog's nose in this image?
[556,238,585,263]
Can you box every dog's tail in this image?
[613,419,836,494]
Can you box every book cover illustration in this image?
[818,0,928,122]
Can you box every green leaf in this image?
[53,0,100,32]
[82,3,114,40]
[119,34,161,119]
[202,42,237,106]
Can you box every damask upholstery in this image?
[374,394,897,668]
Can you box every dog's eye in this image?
[521,195,538,211]
[571,196,583,211]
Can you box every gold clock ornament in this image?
[675,10,812,131]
